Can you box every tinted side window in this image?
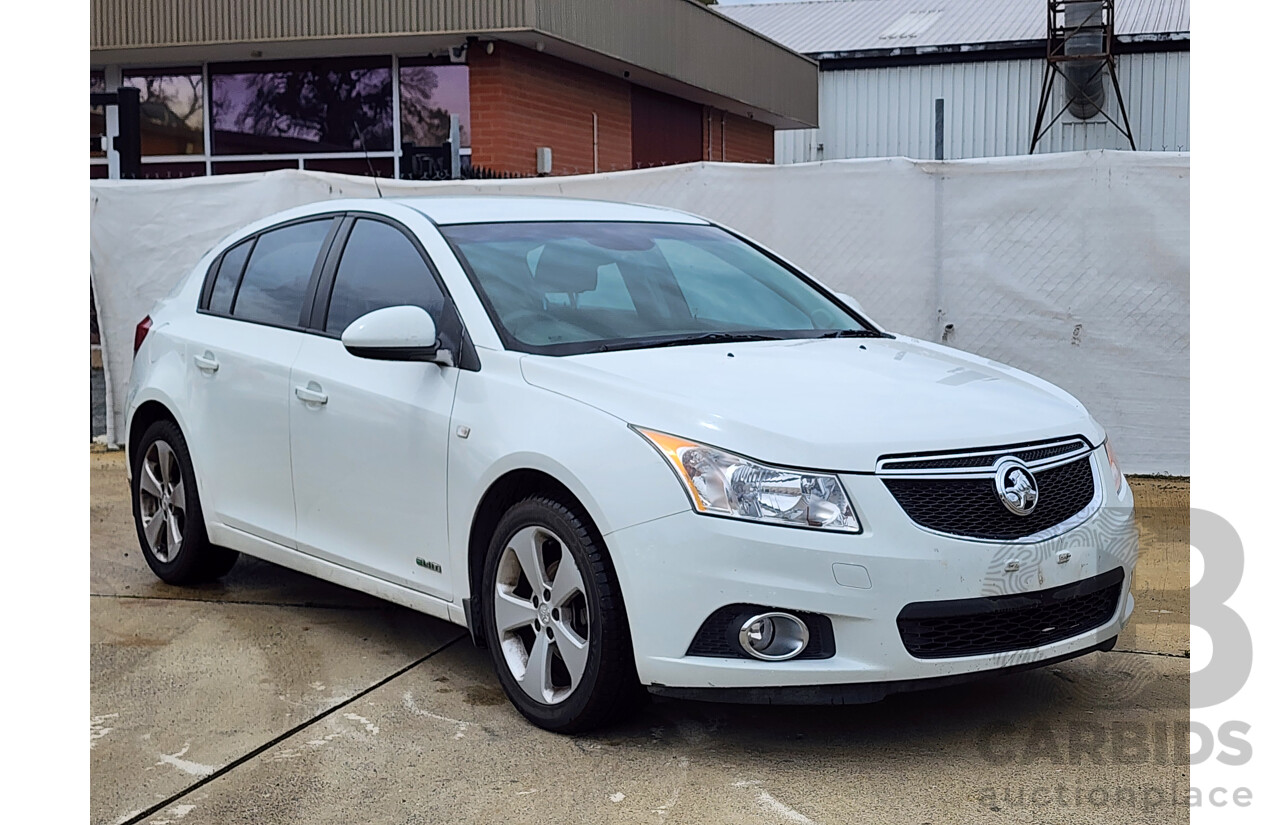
[324,220,449,337]
[232,219,333,326]
[207,238,254,314]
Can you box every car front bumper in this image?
[606,449,1138,694]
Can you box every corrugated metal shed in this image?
[719,0,1189,57]
[774,50,1188,161]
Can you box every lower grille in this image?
[883,455,1097,540]
[897,568,1125,659]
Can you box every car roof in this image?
[397,196,709,226]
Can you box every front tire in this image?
[481,496,644,732]
[131,420,237,585]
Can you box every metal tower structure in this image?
[1030,0,1136,153]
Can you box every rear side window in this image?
[207,238,254,315]
[324,219,450,337]
[231,219,333,327]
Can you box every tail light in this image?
[134,316,152,357]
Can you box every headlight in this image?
[1104,439,1124,494]
[634,428,861,532]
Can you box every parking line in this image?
[115,633,467,825]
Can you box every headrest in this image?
[534,242,609,294]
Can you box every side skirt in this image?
[208,523,467,627]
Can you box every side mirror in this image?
[341,306,452,365]
[835,292,869,317]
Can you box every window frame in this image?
[204,234,257,315]
[197,211,480,370]
[308,212,480,371]
[197,214,343,333]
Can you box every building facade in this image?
[90,0,817,179]
[720,0,1189,163]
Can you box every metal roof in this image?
[718,0,1190,58]
[89,0,818,128]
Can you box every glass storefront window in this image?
[399,64,471,150]
[122,70,204,156]
[93,56,469,180]
[91,71,106,158]
[211,59,393,155]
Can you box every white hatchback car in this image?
[126,196,1137,732]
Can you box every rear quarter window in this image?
[206,238,254,315]
[231,219,334,327]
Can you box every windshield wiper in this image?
[817,329,887,339]
[595,332,786,353]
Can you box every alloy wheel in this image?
[137,440,186,563]
[492,525,591,704]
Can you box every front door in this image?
[289,217,463,600]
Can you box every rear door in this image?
[183,216,340,547]
[288,216,464,599]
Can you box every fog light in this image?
[738,612,810,661]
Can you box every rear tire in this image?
[131,420,238,585]
[481,496,646,732]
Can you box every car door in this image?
[289,216,464,600]
[183,216,340,547]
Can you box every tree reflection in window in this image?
[400,65,470,149]
[91,72,106,158]
[211,61,393,154]
[122,71,204,156]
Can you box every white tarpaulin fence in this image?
[90,151,1188,474]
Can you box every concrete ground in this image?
[91,449,1189,825]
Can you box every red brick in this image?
[469,42,632,175]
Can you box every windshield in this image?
[440,221,877,355]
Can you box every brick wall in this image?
[703,109,774,164]
[469,42,632,175]
[469,42,774,174]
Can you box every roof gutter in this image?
[813,32,1189,71]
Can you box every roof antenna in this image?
[353,121,384,198]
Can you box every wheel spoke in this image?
[143,510,165,549]
[552,623,589,688]
[139,462,163,499]
[169,478,186,514]
[165,511,183,551]
[521,631,554,702]
[493,590,538,633]
[550,554,585,607]
[512,529,551,594]
[156,442,175,486]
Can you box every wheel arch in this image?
[128,399,179,464]
[125,390,205,492]
[464,467,611,648]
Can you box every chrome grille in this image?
[877,438,1100,541]
[877,437,1091,475]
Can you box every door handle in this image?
[193,353,219,373]
[295,384,329,405]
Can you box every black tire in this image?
[130,420,237,585]
[481,496,646,733]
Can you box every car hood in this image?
[519,336,1102,472]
